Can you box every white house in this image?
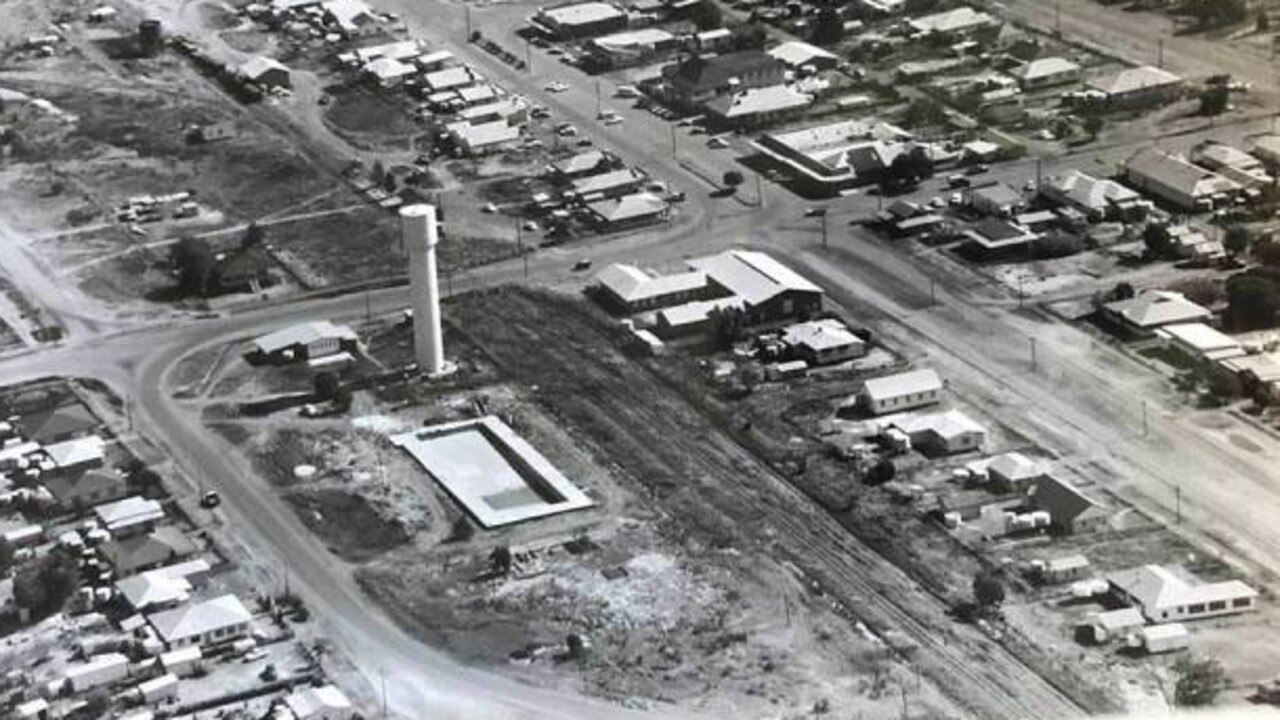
[94,496,165,537]
[284,684,355,718]
[148,594,252,649]
[252,320,359,363]
[782,318,866,365]
[1108,564,1258,622]
[889,409,986,456]
[858,368,943,415]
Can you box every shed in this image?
[1087,607,1144,643]
[858,368,943,416]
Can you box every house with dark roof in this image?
[1026,475,1107,534]
[213,246,273,294]
[102,526,199,576]
[548,150,618,181]
[44,468,128,510]
[662,52,787,110]
[19,402,98,444]
[961,218,1038,256]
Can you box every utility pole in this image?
[1035,157,1043,192]
[929,277,937,306]
[465,7,472,40]
[1029,336,1037,372]
[594,79,602,118]
[1142,400,1148,437]
[1176,485,1182,524]
[754,172,763,208]
[1055,2,1061,35]
[670,123,677,158]
[515,217,522,250]
[1157,37,1164,69]
[820,210,828,248]
[1018,275,1025,309]
[525,37,532,72]
[364,289,371,321]
[380,668,388,717]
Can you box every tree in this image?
[241,222,266,250]
[729,22,767,51]
[972,571,1005,611]
[1256,239,1280,267]
[565,633,587,659]
[371,159,387,184]
[330,384,353,412]
[450,515,475,542]
[1258,11,1271,32]
[1173,656,1228,706]
[1082,115,1104,139]
[864,458,895,486]
[811,7,844,45]
[0,539,13,577]
[489,545,513,576]
[1109,281,1136,301]
[707,304,747,350]
[1223,224,1250,256]
[14,551,78,620]
[690,0,723,30]
[170,236,216,297]
[901,97,947,128]
[1227,274,1280,330]
[313,371,342,402]
[1199,84,1230,116]
[881,145,933,192]
[722,170,745,192]
[1143,223,1172,259]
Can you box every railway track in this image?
[453,289,1094,720]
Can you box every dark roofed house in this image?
[1027,475,1107,535]
[663,51,787,110]
[20,403,98,444]
[962,218,1037,256]
[102,526,199,576]
[213,246,273,294]
[44,468,128,510]
[549,150,618,181]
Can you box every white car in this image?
[614,85,640,98]
[707,136,730,149]
[543,81,569,93]
[602,113,623,126]
[556,124,578,137]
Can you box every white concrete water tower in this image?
[398,203,451,376]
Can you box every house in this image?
[689,249,824,324]
[782,318,866,365]
[1042,169,1146,221]
[754,117,913,195]
[1087,65,1182,109]
[905,7,1000,38]
[252,320,359,363]
[284,684,354,718]
[1123,148,1242,211]
[593,264,709,313]
[968,183,1025,218]
[362,57,416,87]
[1026,475,1106,534]
[1011,57,1081,89]
[148,594,252,649]
[95,496,165,537]
[102,526,198,575]
[569,168,648,200]
[858,368,943,416]
[767,41,840,71]
[424,66,477,93]
[44,468,127,509]
[655,297,746,338]
[584,28,679,69]
[212,245,273,293]
[320,0,381,36]
[962,218,1038,256]
[194,121,237,144]
[115,569,193,612]
[889,409,986,456]
[1155,322,1245,363]
[20,402,98,444]
[585,192,670,230]
[549,150,616,180]
[1219,353,1280,402]
[239,56,291,90]
[457,98,526,126]
[984,451,1046,494]
[1249,134,1280,167]
[531,1,628,39]
[1040,554,1090,584]
[703,84,813,129]
[1102,290,1212,336]
[159,646,204,678]
[1108,564,1257,622]
[64,652,129,693]
[1167,225,1225,263]
[449,120,521,156]
[40,435,106,477]
[1086,607,1145,644]
[694,28,733,52]
[137,673,179,704]
[350,39,423,65]
[662,51,787,110]
[1190,141,1272,188]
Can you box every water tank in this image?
[138,20,162,57]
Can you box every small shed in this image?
[1087,607,1144,644]
[1039,554,1089,584]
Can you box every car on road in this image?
[667,191,687,203]
[600,112,623,126]
[556,123,578,137]
[804,207,827,217]
[575,138,593,147]
[707,136,730,149]
[483,202,498,213]
[676,115,704,127]
[530,106,550,119]
[928,196,945,209]
[946,174,970,188]
[200,491,221,509]
[965,163,990,176]
[523,220,539,232]
[543,80,569,93]
[573,258,593,271]
[614,85,640,98]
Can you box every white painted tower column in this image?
[399,203,448,376]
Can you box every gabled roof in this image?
[44,468,125,505]
[658,296,745,327]
[669,51,785,93]
[704,84,812,119]
[767,41,839,68]
[453,120,520,148]
[538,1,626,26]
[148,594,251,644]
[94,496,164,532]
[861,368,942,403]
[116,570,192,611]
[1108,564,1257,617]
[587,192,668,223]
[254,321,357,354]
[353,40,422,63]
[1012,56,1080,82]
[907,7,999,34]
[1044,169,1140,212]
[1027,475,1099,525]
[364,57,415,80]
[240,56,288,81]
[553,150,607,176]
[1156,322,1242,354]
[321,0,378,30]
[21,403,98,443]
[1104,290,1211,329]
[971,183,1023,208]
[285,684,354,718]
[1125,148,1240,200]
[782,319,862,352]
[689,250,822,305]
[890,409,985,441]
[571,168,646,196]
[985,452,1045,482]
[102,526,197,574]
[595,264,706,302]
[1088,65,1181,96]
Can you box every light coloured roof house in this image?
[768,41,839,69]
[148,594,252,647]
[907,7,999,35]
[94,496,164,534]
[1011,57,1080,87]
[1043,169,1142,218]
[595,264,707,303]
[1108,564,1257,622]
[253,321,357,355]
[688,250,821,305]
[1104,290,1211,330]
[1088,65,1181,98]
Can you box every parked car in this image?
[573,258,593,271]
[614,85,640,98]
[707,136,730,149]
[543,80,569,92]
[965,163,990,176]
[946,174,970,188]
[200,491,221,509]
